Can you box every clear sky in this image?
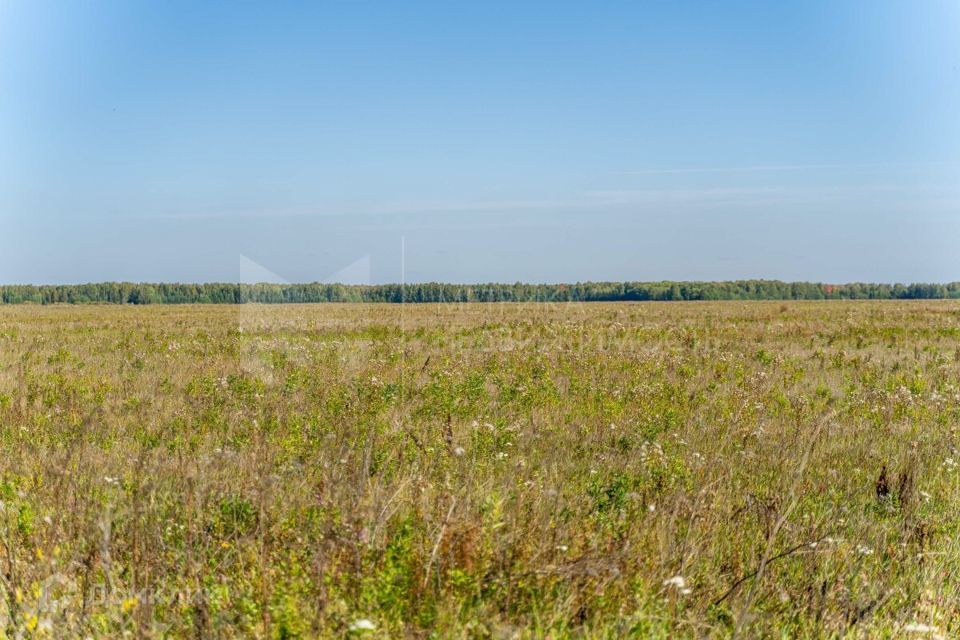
[1,1,958,285]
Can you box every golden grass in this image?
[0,301,958,638]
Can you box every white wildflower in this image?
[349,618,377,632]
[663,575,691,595]
[904,622,940,634]
[453,446,465,457]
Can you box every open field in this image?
[0,301,958,638]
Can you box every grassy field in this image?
[0,301,958,638]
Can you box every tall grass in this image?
[0,301,957,637]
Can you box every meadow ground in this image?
[0,301,958,638]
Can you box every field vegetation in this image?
[0,301,958,638]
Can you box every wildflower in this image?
[104,476,120,486]
[453,446,465,457]
[122,597,138,613]
[349,619,377,632]
[556,544,569,552]
[904,622,940,634]
[663,575,685,589]
[856,544,874,556]
[663,575,692,594]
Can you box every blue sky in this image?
[1,1,958,284]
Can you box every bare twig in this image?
[422,497,457,590]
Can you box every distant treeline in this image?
[1,281,959,305]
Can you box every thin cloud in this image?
[621,161,956,176]
[136,178,957,222]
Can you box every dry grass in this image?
[0,301,958,638]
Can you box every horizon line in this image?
[2,279,959,288]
